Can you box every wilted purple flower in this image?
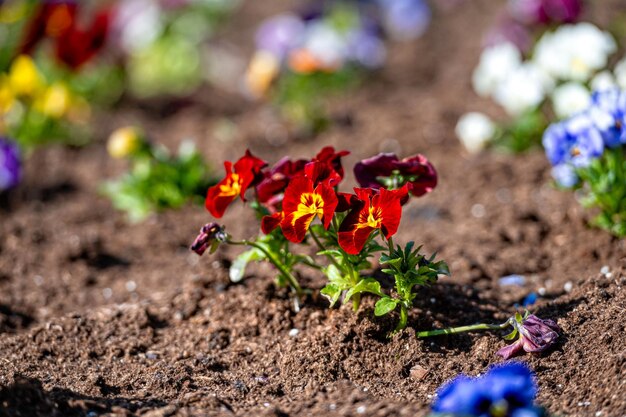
[190,223,226,256]
[377,0,431,41]
[542,113,604,168]
[497,314,561,360]
[509,0,582,25]
[255,13,305,60]
[354,153,437,198]
[0,138,21,192]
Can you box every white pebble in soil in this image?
[600,265,610,275]
[102,288,113,300]
[563,281,573,293]
[356,406,367,414]
[125,281,137,292]
[538,287,546,296]
[471,204,486,218]
[288,328,299,337]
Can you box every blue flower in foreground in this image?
[0,137,21,191]
[432,362,544,417]
[542,112,604,168]
[587,89,626,148]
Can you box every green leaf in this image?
[229,248,265,282]
[374,297,399,316]
[320,284,342,308]
[503,328,519,340]
[344,278,383,302]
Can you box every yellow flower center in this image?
[360,206,382,229]
[219,173,242,197]
[297,192,325,219]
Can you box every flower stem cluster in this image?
[192,146,443,331]
[102,127,215,222]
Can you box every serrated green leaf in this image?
[344,278,383,301]
[374,297,399,316]
[320,284,342,308]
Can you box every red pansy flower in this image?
[338,186,408,255]
[256,157,307,206]
[205,150,267,218]
[20,1,111,70]
[313,146,350,180]
[274,175,338,243]
[353,153,437,198]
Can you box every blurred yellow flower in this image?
[245,51,279,99]
[9,55,44,97]
[107,127,142,159]
[0,75,15,114]
[34,82,71,118]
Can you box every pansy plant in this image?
[192,146,446,332]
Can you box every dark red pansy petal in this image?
[261,212,284,234]
[353,153,399,189]
[314,146,350,179]
[316,182,339,229]
[234,150,268,200]
[281,212,316,243]
[336,192,359,212]
[281,176,314,214]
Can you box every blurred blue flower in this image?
[255,13,305,60]
[551,163,578,188]
[542,113,604,168]
[432,362,543,417]
[377,0,431,41]
[587,89,626,148]
[0,138,21,191]
[347,26,386,68]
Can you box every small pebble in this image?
[263,402,270,408]
[429,298,436,304]
[102,288,113,299]
[145,351,158,360]
[595,411,603,416]
[34,275,44,286]
[471,204,486,218]
[538,287,547,296]
[329,404,337,411]
[499,274,526,287]
[288,328,299,337]
[356,406,366,414]
[125,281,137,292]
[410,365,429,381]
[600,265,610,275]
[564,281,573,293]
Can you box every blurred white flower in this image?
[455,112,496,153]
[302,22,348,69]
[114,0,164,54]
[614,57,626,89]
[533,23,616,82]
[472,42,522,97]
[590,70,617,91]
[494,63,553,116]
[551,82,591,119]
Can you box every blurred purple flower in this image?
[497,314,561,360]
[484,15,532,52]
[509,0,582,25]
[354,153,437,198]
[347,27,387,69]
[543,113,604,168]
[255,13,305,60]
[0,138,21,192]
[551,163,579,188]
[377,0,431,41]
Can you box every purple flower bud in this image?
[0,138,21,192]
[497,314,561,360]
[190,223,225,256]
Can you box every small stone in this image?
[600,265,610,275]
[102,288,113,299]
[145,351,158,360]
[410,365,429,381]
[564,281,573,293]
[471,203,486,218]
[329,404,337,411]
[499,274,526,287]
[429,298,436,304]
[538,287,547,296]
[125,281,137,292]
[356,405,366,414]
[288,328,299,337]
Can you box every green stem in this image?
[396,303,408,332]
[228,238,303,295]
[309,227,343,271]
[387,236,394,255]
[416,321,511,338]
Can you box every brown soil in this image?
[1,1,625,416]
